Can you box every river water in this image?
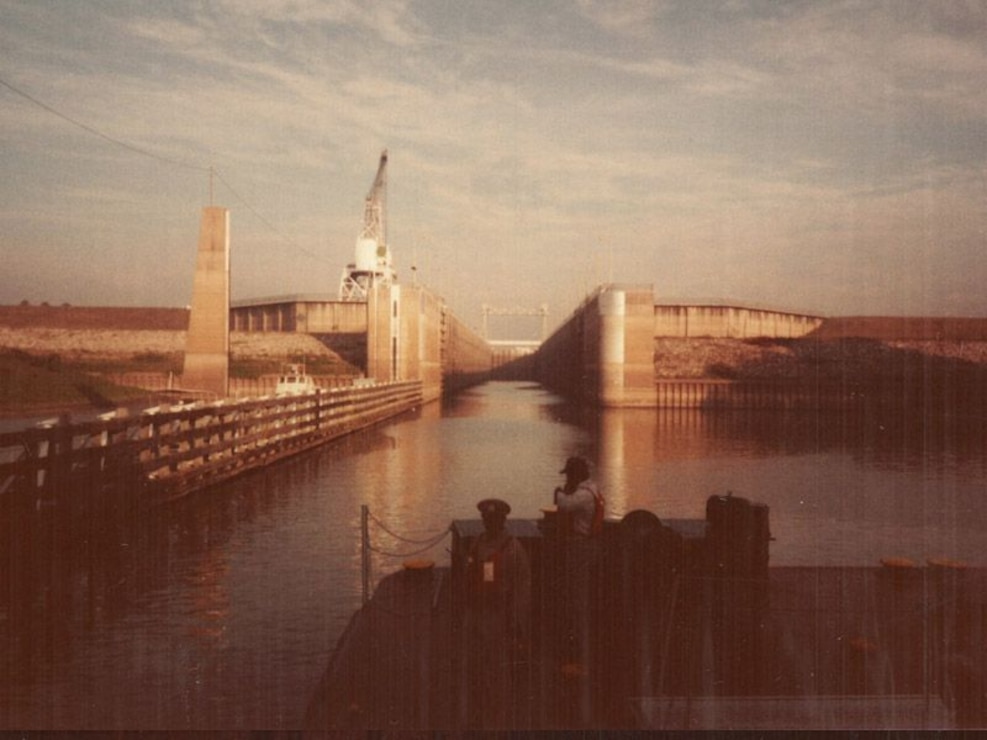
[1,380,985,729]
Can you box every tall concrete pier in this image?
[534,284,657,407]
[597,286,655,407]
[182,206,230,397]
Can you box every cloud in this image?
[0,1,984,319]
[573,0,674,39]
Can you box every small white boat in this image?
[275,364,317,396]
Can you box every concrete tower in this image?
[182,206,230,397]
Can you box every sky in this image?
[1,1,986,336]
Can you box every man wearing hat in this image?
[464,498,531,728]
[554,457,603,538]
[551,456,603,724]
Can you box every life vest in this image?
[556,485,606,537]
[466,535,512,606]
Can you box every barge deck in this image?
[305,512,986,731]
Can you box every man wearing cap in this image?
[464,498,532,728]
[551,456,603,724]
[554,457,602,538]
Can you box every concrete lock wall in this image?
[442,307,494,396]
[535,284,657,408]
[364,284,489,401]
[414,288,445,402]
[532,301,587,400]
[366,286,396,384]
[230,298,367,334]
[654,305,823,338]
[298,301,367,333]
[370,284,442,402]
[229,287,488,401]
[611,288,656,406]
[225,290,835,409]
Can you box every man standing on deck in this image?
[464,498,532,728]
[552,456,603,725]
[554,456,603,538]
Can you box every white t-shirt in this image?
[556,483,598,536]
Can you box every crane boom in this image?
[360,149,387,244]
[339,149,396,301]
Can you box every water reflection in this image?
[1,381,985,729]
[592,404,987,567]
[0,423,394,728]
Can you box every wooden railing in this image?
[0,380,422,506]
[98,371,360,396]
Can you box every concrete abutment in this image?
[532,285,657,408]
[183,207,230,398]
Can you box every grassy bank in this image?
[0,325,362,416]
[0,351,149,416]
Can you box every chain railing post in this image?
[361,504,371,604]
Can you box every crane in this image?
[339,150,397,301]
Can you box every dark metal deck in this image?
[304,519,987,731]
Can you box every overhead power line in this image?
[213,169,333,264]
[0,72,335,266]
[0,74,209,172]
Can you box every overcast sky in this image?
[2,1,985,334]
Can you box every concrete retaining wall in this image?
[655,305,823,338]
[365,284,490,402]
[231,297,366,333]
[436,299,492,397]
[534,284,656,407]
[230,288,489,402]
